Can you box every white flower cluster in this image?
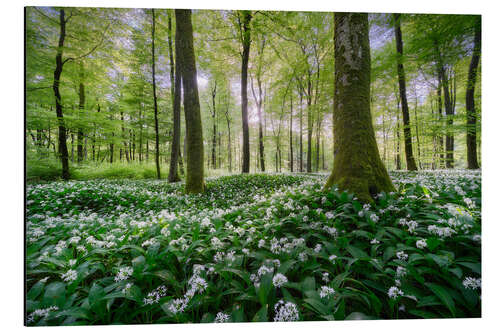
[272,273,288,288]
[396,266,407,278]
[214,312,230,323]
[319,286,335,298]
[143,283,167,305]
[141,238,159,248]
[399,218,419,234]
[416,239,427,249]
[27,306,59,323]
[61,269,77,282]
[427,225,456,238]
[396,251,408,261]
[462,277,481,290]
[114,266,133,282]
[388,286,404,299]
[270,237,304,254]
[273,300,299,322]
[323,226,338,237]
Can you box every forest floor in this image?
[25,170,481,325]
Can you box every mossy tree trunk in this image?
[324,13,394,203]
[239,10,252,173]
[168,10,182,182]
[466,17,480,170]
[53,9,70,180]
[393,13,417,171]
[175,9,204,193]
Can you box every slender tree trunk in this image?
[413,89,422,169]
[306,75,312,173]
[211,82,217,169]
[240,11,252,173]
[151,8,161,179]
[168,10,181,182]
[466,18,481,169]
[324,13,394,202]
[393,13,417,171]
[77,61,85,163]
[434,40,454,169]
[53,9,70,179]
[176,9,204,193]
[299,89,303,172]
[289,94,293,172]
[396,101,402,170]
[120,111,129,162]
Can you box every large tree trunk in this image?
[151,9,161,179]
[175,9,204,193]
[240,11,252,173]
[53,9,70,179]
[168,9,182,182]
[393,13,417,171]
[299,89,303,172]
[324,13,394,203]
[466,17,481,169]
[77,61,85,163]
[289,94,293,172]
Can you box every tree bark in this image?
[53,9,70,179]
[466,17,481,169]
[299,88,303,172]
[168,9,182,182]
[151,9,161,179]
[211,82,217,169]
[324,13,394,203]
[289,93,293,172]
[393,13,417,171]
[175,9,204,193]
[77,60,85,163]
[240,11,252,173]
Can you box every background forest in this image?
[25,8,481,181]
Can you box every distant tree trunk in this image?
[434,40,454,168]
[211,82,217,169]
[224,99,232,173]
[413,88,422,169]
[120,111,129,162]
[168,9,181,182]
[151,8,161,179]
[393,13,417,171]
[299,88,303,172]
[289,94,293,172]
[240,11,252,173]
[71,132,74,162]
[175,9,204,193]
[324,13,394,202]
[53,9,70,179]
[306,75,312,173]
[395,100,402,170]
[77,61,85,163]
[466,18,481,169]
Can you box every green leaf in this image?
[257,274,273,306]
[346,245,370,260]
[345,312,375,320]
[426,283,456,317]
[43,282,66,307]
[27,281,45,300]
[252,305,268,322]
